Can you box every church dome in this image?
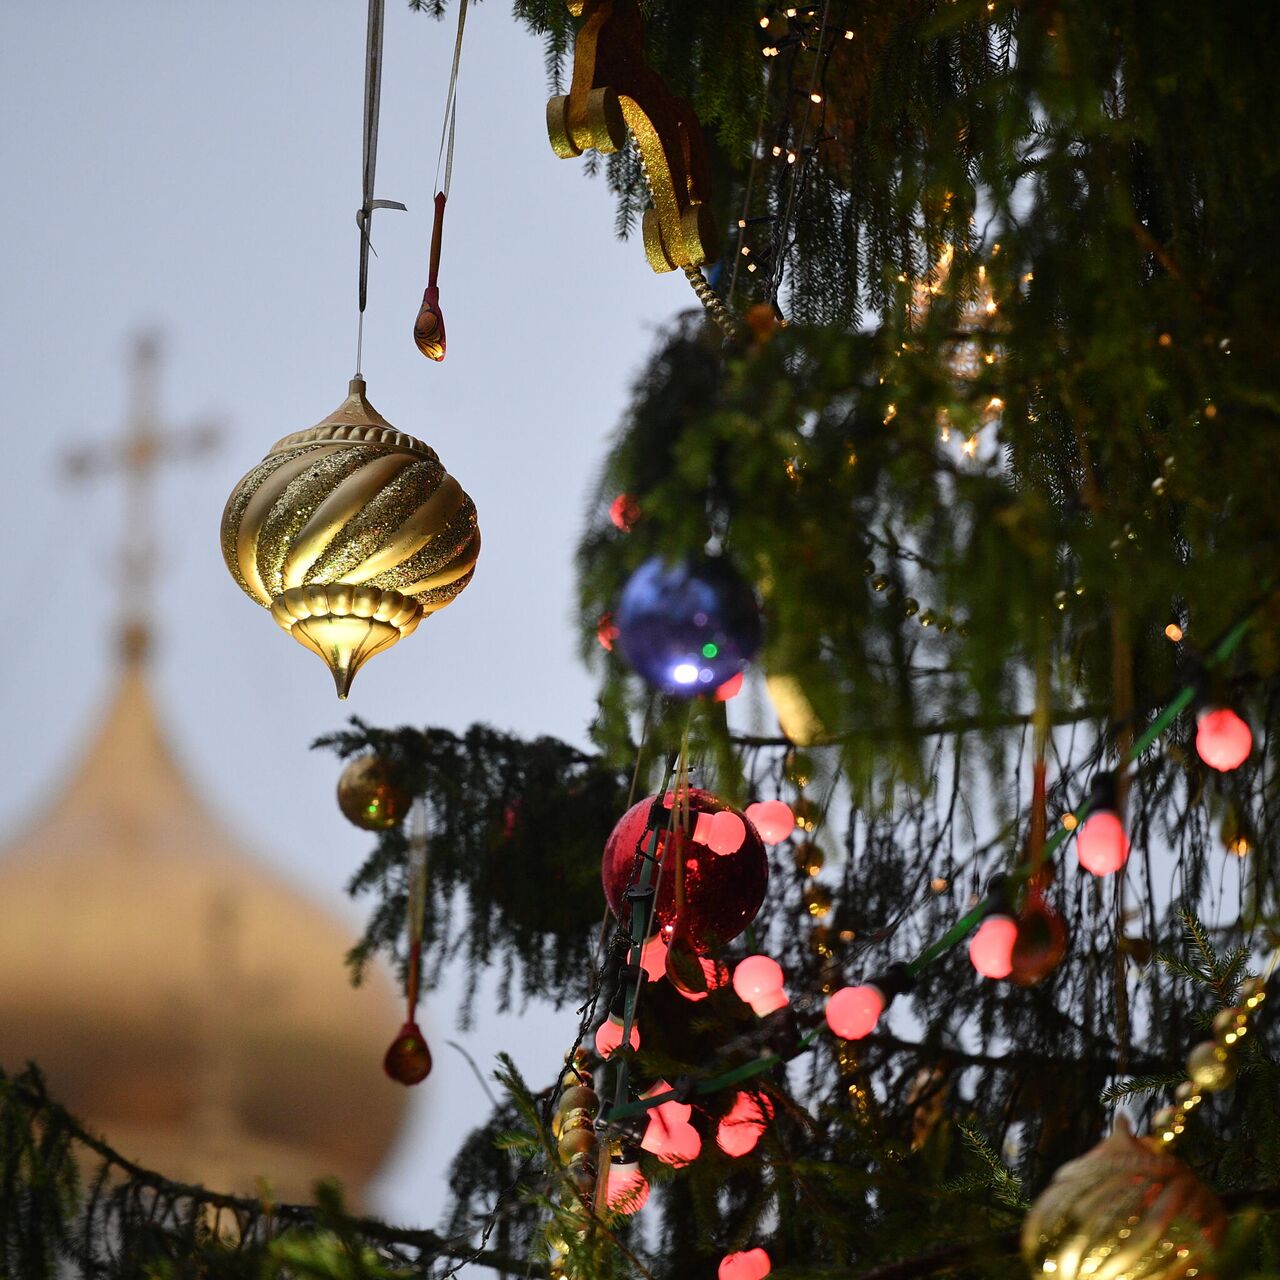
[0,637,408,1202]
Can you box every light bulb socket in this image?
[984,873,1013,916]
[870,961,916,1002]
[1086,771,1120,816]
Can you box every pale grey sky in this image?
[0,1,686,1226]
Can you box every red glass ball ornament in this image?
[601,789,768,953]
[383,1021,432,1085]
[1076,810,1130,876]
[825,984,884,1040]
[1196,707,1252,772]
[970,915,1017,980]
[666,940,730,1001]
[719,1249,771,1280]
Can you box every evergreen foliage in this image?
[6,1,1280,1277]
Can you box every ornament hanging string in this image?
[414,0,470,362]
[355,0,407,375]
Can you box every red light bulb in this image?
[594,1013,640,1058]
[708,810,747,855]
[642,1105,701,1166]
[605,1161,650,1215]
[639,935,669,981]
[1196,707,1252,772]
[716,671,745,701]
[716,1091,774,1157]
[824,984,884,1040]
[597,611,620,651]
[719,1249,772,1280]
[1076,810,1130,876]
[732,955,789,1016]
[609,493,640,532]
[745,800,795,844]
[969,915,1017,980]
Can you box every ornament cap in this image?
[266,378,439,458]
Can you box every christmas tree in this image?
[6,1,1280,1277]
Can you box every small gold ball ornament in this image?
[221,377,480,698]
[1022,1119,1225,1280]
[1186,1040,1236,1092]
[337,754,412,831]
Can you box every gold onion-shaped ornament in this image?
[1021,1119,1225,1280]
[221,377,480,697]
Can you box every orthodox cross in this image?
[64,333,221,653]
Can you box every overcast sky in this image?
[0,1,688,1226]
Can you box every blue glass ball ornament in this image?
[615,556,763,696]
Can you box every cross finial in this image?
[64,333,221,662]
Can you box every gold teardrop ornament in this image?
[220,377,480,697]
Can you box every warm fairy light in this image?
[738,217,748,228]
[844,28,854,38]
[594,1013,640,1058]
[1165,623,1184,642]
[733,955,789,1016]
[930,877,948,892]
[741,245,752,256]
[1158,332,1173,347]
[1060,812,1078,831]
[1227,835,1251,857]
[719,1249,771,1280]
[825,984,885,1040]
[969,915,1017,980]
[716,1092,774,1157]
[747,262,759,273]
[759,15,770,26]
[1196,707,1252,772]
[810,91,823,103]
[1076,810,1130,876]
[883,403,897,423]
[745,799,795,844]
[785,6,797,14]
[962,437,978,458]
[772,144,783,157]
[787,150,798,164]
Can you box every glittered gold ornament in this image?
[337,754,412,831]
[1021,1120,1225,1280]
[221,377,480,698]
[1186,1040,1236,1092]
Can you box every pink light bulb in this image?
[693,810,715,843]
[825,984,885,1040]
[708,810,748,855]
[642,1106,701,1166]
[1196,707,1252,772]
[969,915,1017,980]
[732,955,788,1016]
[1076,810,1130,876]
[716,671,745,701]
[610,493,640,532]
[594,1014,640,1059]
[745,800,795,845]
[716,1092,774,1157]
[605,1161,650,1215]
[640,935,669,982]
[719,1249,772,1280]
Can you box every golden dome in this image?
[0,637,408,1202]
